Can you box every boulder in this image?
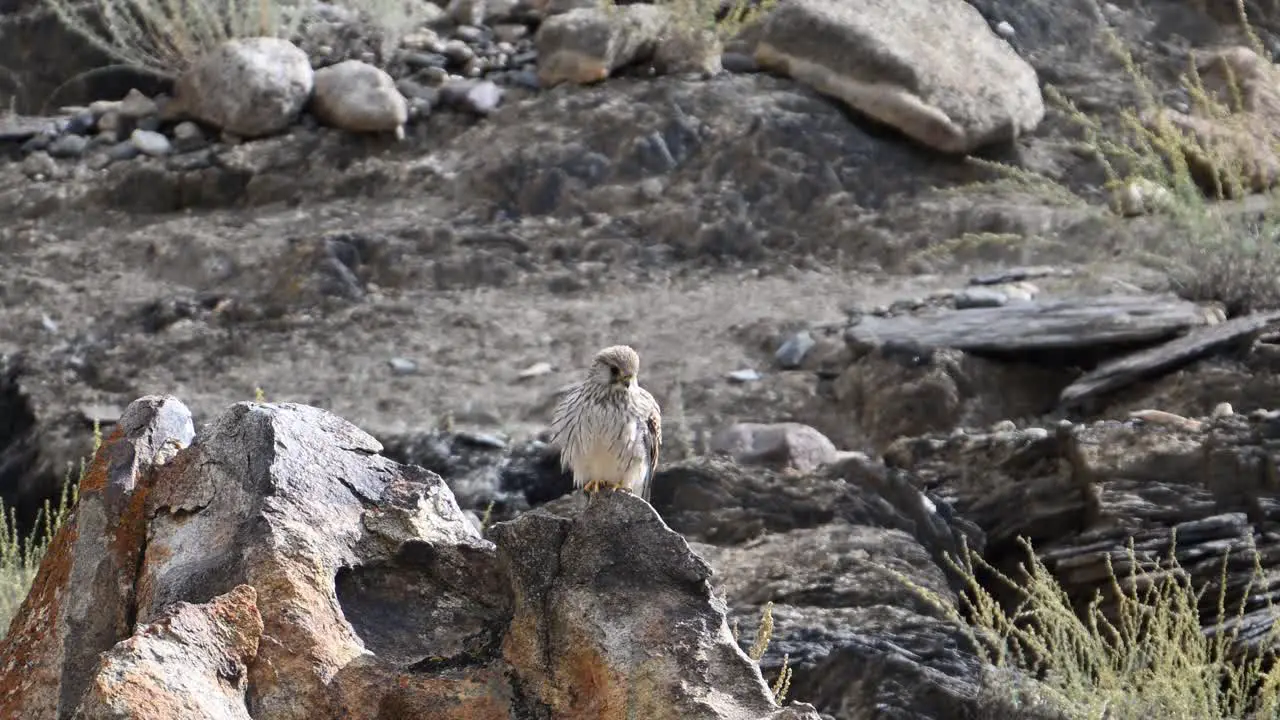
[171,38,314,138]
[73,585,262,720]
[709,422,840,474]
[310,60,408,136]
[0,397,822,719]
[754,0,1045,153]
[535,5,674,85]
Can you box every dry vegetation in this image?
[891,535,1280,719]
[0,449,84,631]
[1046,0,1280,314]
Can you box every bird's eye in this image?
[609,366,620,378]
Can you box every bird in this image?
[548,344,663,501]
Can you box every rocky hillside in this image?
[5,0,1280,716]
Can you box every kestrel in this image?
[548,345,663,501]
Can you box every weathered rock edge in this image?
[0,395,821,720]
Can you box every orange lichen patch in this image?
[333,659,515,720]
[555,627,629,720]
[207,585,264,660]
[76,424,127,495]
[381,668,515,720]
[107,479,152,571]
[0,519,79,718]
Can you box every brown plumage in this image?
[548,345,663,501]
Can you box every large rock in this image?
[171,37,314,138]
[754,0,1045,153]
[709,422,840,474]
[492,491,822,720]
[0,397,826,719]
[134,401,501,720]
[655,455,1067,719]
[0,395,194,719]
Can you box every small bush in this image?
[42,0,311,76]
[895,534,1280,720]
[0,462,83,633]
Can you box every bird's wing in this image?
[640,392,662,503]
[547,383,582,471]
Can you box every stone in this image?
[172,37,314,138]
[709,421,840,474]
[775,331,816,368]
[310,59,409,136]
[754,0,1045,153]
[438,78,504,115]
[129,128,172,157]
[535,5,673,86]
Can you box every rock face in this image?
[74,585,263,720]
[0,396,823,720]
[754,0,1045,153]
[0,395,194,719]
[494,493,815,720]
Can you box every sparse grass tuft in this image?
[887,534,1280,720]
[41,0,312,77]
[735,600,794,706]
[0,428,94,634]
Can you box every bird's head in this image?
[589,345,641,390]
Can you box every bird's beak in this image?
[618,373,635,385]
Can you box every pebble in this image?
[516,361,553,380]
[130,128,172,156]
[1022,427,1050,441]
[444,39,475,65]
[107,141,141,162]
[65,111,97,135]
[995,20,1015,38]
[457,431,507,449]
[171,121,207,152]
[720,52,759,74]
[775,330,815,369]
[955,287,1008,309]
[728,369,762,383]
[46,133,89,158]
[388,357,418,375]
[453,24,487,43]
[20,150,57,179]
[493,24,527,43]
[439,79,503,115]
[404,52,449,70]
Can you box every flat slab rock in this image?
[1059,309,1280,406]
[845,294,1216,355]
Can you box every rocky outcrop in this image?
[884,407,1280,660]
[0,396,825,719]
